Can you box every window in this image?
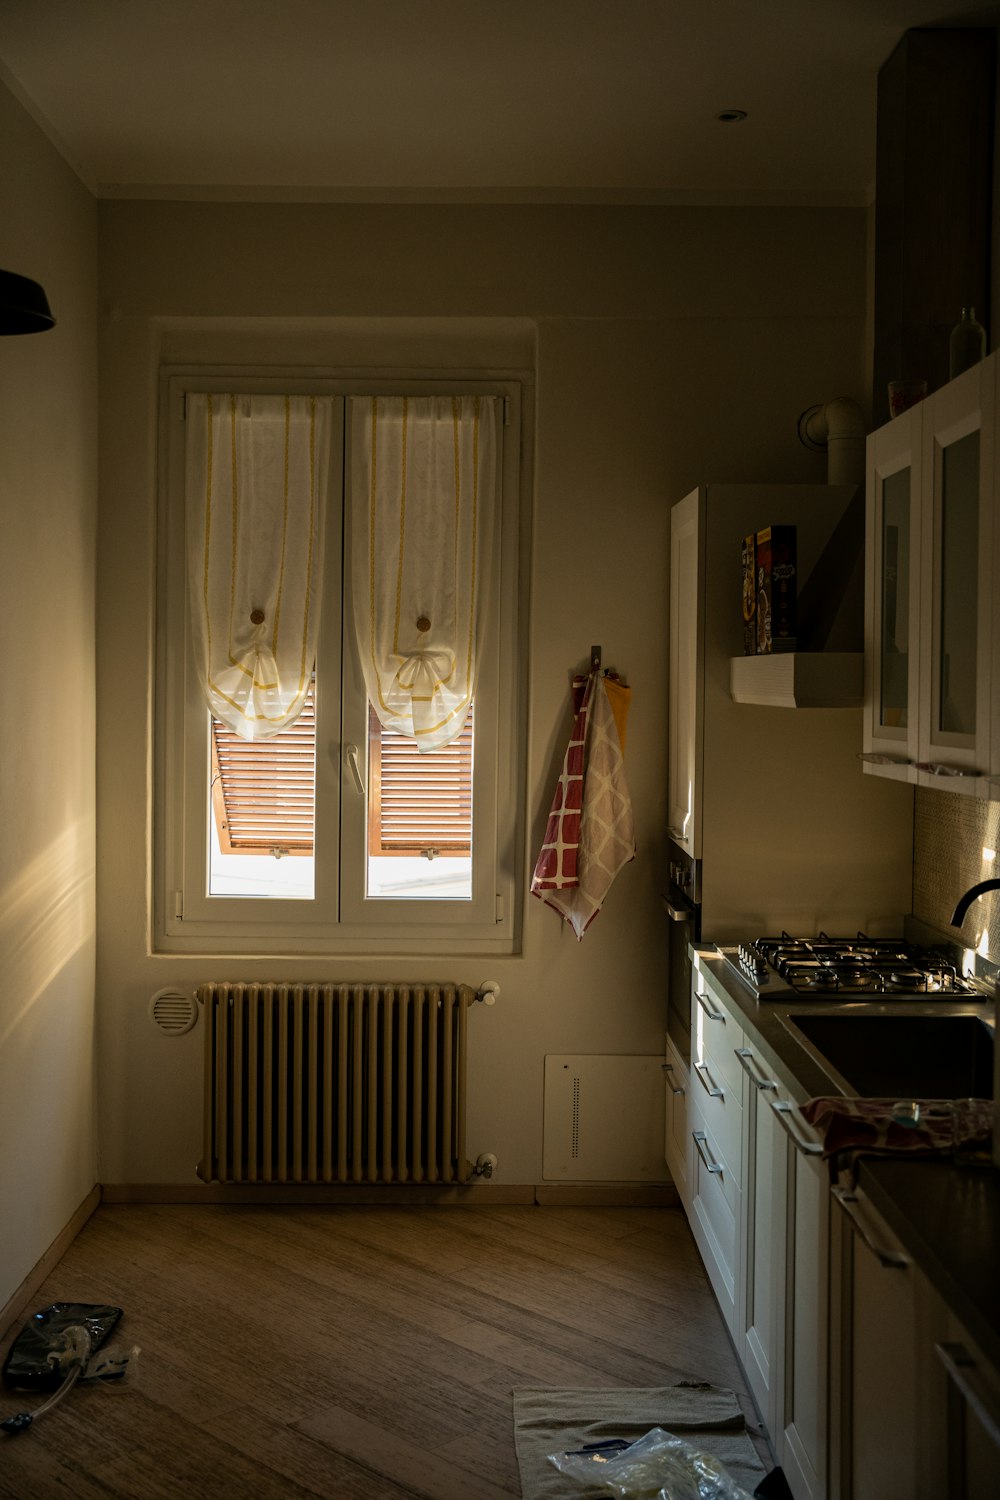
[155,374,524,955]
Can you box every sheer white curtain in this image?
[349,395,500,752]
[185,393,333,739]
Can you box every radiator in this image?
[196,982,476,1185]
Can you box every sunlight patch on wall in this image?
[0,819,96,1051]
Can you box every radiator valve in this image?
[474,1152,498,1178]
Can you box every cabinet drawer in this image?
[664,1038,691,1209]
[690,1115,741,1327]
[692,973,744,1105]
[691,1054,742,1174]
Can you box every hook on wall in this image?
[591,644,602,673]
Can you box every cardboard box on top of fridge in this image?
[755,525,797,654]
[741,533,757,654]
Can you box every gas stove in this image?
[717,933,983,1001]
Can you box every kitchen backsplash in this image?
[912,788,1000,962]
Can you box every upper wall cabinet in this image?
[863,352,997,795]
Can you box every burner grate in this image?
[726,931,980,999]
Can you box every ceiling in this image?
[0,0,996,203]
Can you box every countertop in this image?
[693,946,1000,1374]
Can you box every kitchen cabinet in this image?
[663,1034,692,1212]
[688,951,830,1500]
[734,1030,786,1447]
[864,351,997,792]
[687,953,744,1333]
[779,1133,829,1500]
[830,1182,1000,1498]
[681,950,1000,1500]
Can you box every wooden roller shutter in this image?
[367,704,473,858]
[210,688,473,861]
[211,686,316,856]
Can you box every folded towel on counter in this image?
[530,669,636,939]
[800,1096,993,1162]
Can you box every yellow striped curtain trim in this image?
[197,394,321,728]
[365,395,483,718]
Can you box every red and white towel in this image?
[531,669,636,938]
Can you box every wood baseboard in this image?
[533,1183,679,1207]
[101,1181,678,1207]
[0,1184,102,1340]
[100,1182,537,1205]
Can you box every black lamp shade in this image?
[0,269,56,334]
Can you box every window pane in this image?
[938,431,979,735]
[879,466,910,729]
[365,704,473,900]
[207,686,316,898]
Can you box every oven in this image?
[663,837,701,1064]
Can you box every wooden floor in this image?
[0,1202,765,1498]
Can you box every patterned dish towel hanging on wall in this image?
[531,668,636,938]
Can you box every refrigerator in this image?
[664,483,915,1062]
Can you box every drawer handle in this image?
[735,1047,777,1091]
[936,1342,1000,1449]
[694,1062,724,1100]
[769,1098,823,1155]
[662,1063,684,1097]
[667,825,689,842]
[695,992,724,1023]
[832,1186,910,1269]
[692,1130,723,1175]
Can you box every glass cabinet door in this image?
[879,464,912,730]
[863,410,920,779]
[917,357,995,787]
[936,430,979,737]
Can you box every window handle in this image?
[345,744,366,796]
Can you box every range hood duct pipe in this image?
[797,397,866,485]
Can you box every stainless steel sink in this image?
[780,1008,994,1098]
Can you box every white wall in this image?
[96,199,873,1187]
[0,82,98,1307]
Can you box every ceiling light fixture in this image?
[717,109,748,123]
[0,269,56,335]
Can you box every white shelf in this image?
[730,652,864,708]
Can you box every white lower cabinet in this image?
[779,1131,829,1500]
[738,1026,829,1500]
[687,954,830,1499]
[663,1034,692,1212]
[684,955,1000,1500]
[735,1039,785,1440]
[830,1184,1000,1499]
[687,957,745,1334]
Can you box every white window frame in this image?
[153,368,526,956]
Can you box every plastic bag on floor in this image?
[548,1425,757,1500]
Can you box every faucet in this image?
[951,878,1000,1169]
[951,878,1000,929]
